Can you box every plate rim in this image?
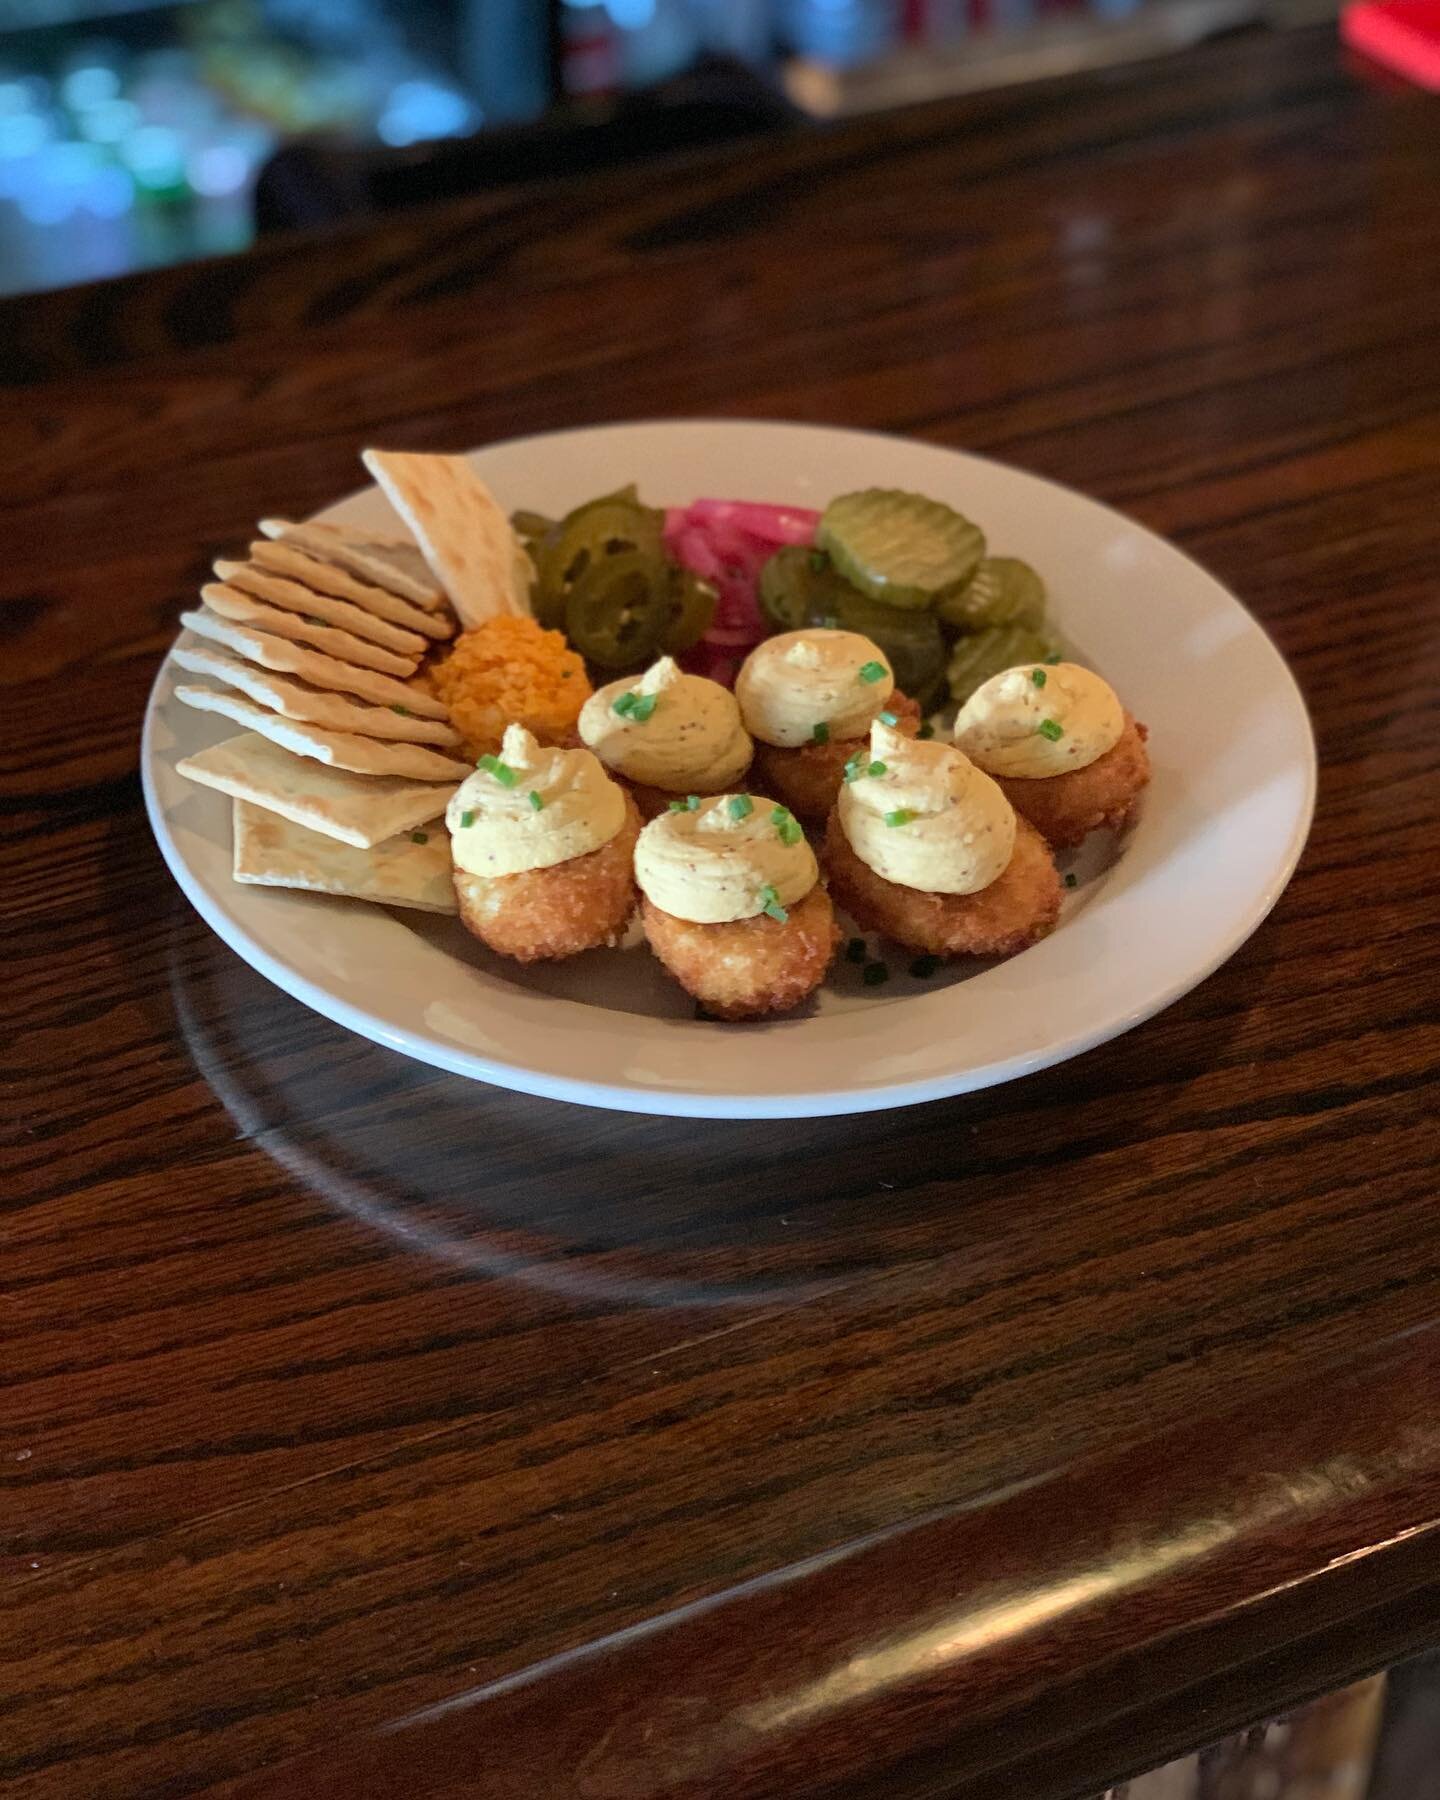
[142,418,1318,1119]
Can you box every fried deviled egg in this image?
[736,628,921,825]
[951,661,1150,847]
[822,721,1061,960]
[635,791,840,1020]
[578,655,752,818]
[447,724,639,962]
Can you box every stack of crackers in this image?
[175,516,469,914]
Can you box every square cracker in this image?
[212,559,428,658]
[259,518,445,611]
[245,540,452,640]
[171,642,460,747]
[233,801,457,913]
[174,684,472,781]
[200,582,418,678]
[361,449,531,630]
[176,732,457,848]
[179,609,449,720]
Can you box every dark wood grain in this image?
[2,24,1438,1800]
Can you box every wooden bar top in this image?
[4,24,1439,1800]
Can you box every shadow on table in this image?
[146,870,1264,1321]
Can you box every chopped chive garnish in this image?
[685,793,700,810]
[819,615,839,630]
[909,955,942,979]
[459,809,476,829]
[811,721,830,745]
[877,709,898,727]
[857,660,888,685]
[757,882,789,923]
[728,794,753,820]
[917,721,935,740]
[409,831,428,845]
[1030,668,1047,688]
[846,936,868,964]
[1044,652,1063,665]
[391,703,412,716]
[1064,872,1078,889]
[667,798,688,812]
[770,804,802,846]
[529,790,544,812]
[809,550,827,573]
[867,760,887,778]
[884,808,915,827]
[477,754,518,786]
[613,690,657,722]
[1037,718,1064,742]
[842,750,865,783]
[862,962,890,987]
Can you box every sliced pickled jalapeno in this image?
[564,550,670,669]
[511,509,557,544]
[661,567,716,654]
[534,492,666,627]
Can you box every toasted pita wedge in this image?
[201,581,418,675]
[244,540,452,641]
[175,685,471,781]
[259,517,445,611]
[232,801,457,913]
[213,560,427,658]
[176,733,456,848]
[171,643,460,746]
[361,449,530,629]
[179,608,449,719]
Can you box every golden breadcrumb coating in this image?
[997,716,1150,849]
[823,808,1061,959]
[751,691,922,824]
[454,794,640,962]
[641,885,841,1020]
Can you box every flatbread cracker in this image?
[171,643,460,746]
[233,801,457,913]
[361,449,531,629]
[176,732,456,848]
[179,609,450,719]
[202,580,419,675]
[175,685,471,781]
[213,559,428,658]
[245,540,452,641]
[259,518,445,611]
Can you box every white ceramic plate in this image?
[143,420,1315,1118]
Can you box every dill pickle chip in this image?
[936,557,1047,632]
[946,624,1060,706]
[818,489,985,611]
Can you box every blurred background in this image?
[0,0,1335,298]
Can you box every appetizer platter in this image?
[143,420,1315,1117]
